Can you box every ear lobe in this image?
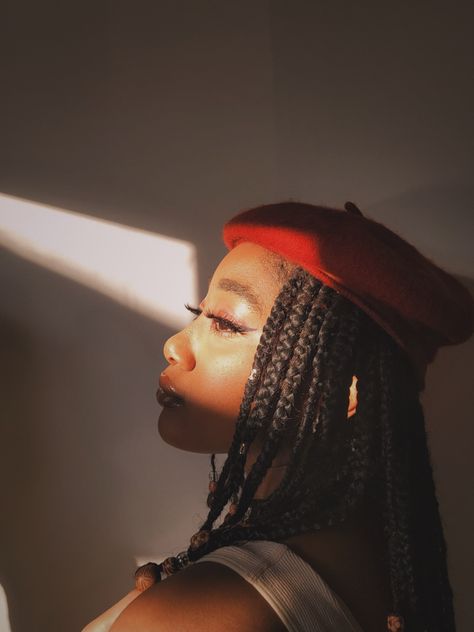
[347,375,358,419]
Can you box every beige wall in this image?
[1,2,473,630]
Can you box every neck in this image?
[244,443,291,500]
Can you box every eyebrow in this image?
[207,277,264,315]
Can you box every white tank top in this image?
[196,539,364,632]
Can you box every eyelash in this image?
[184,303,246,336]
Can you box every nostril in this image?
[165,350,179,365]
[163,336,178,364]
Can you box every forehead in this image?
[209,242,283,315]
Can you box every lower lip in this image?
[156,387,185,408]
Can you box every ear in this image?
[347,375,358,419]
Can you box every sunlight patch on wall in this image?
[0,193,198,328]
[0,585,11,632]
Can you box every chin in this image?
[157,408,232,454]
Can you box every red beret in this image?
[223,202,474,391]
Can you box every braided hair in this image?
[158,255,456,631]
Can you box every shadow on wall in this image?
[421,274,474,632]
[0,245,210,632]
[367,182,474,280]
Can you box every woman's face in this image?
[158,241,358,455]
[158,242,284,453]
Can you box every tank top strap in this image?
[196,539,364,632]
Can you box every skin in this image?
[82,242,382,632]
[158,241,357,494]
[158,241,296,454]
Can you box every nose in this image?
[163,329,196,371]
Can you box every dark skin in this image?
[83,243,391,632]
[106,507,391,632]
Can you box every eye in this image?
[210,316,246,335]
[184,303,246,336]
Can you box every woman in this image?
[83,201,473,632]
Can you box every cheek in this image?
[158,344,258,454]
[197,347,256,413]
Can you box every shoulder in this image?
[110,559,287,632]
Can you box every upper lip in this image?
[158,372,185,401]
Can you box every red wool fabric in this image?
[223,202,474,391]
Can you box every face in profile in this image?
[158,241,358,455]
[158,241,283,453]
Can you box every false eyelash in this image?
[184,303,201,318]
[184,303,246,334]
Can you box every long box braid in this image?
[176,260,456,632]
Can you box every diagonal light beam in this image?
[0,194,198,328]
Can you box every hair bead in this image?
[175,550,190,570]
[189,530,210,550]
[387,613,404,631]
[162,556,178,576]
[134,562,162,591]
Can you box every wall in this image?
[1,2,473,630]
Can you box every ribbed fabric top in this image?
[196,539,364,632]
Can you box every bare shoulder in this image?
[110,561,286,632]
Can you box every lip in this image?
[157,373,185,408]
